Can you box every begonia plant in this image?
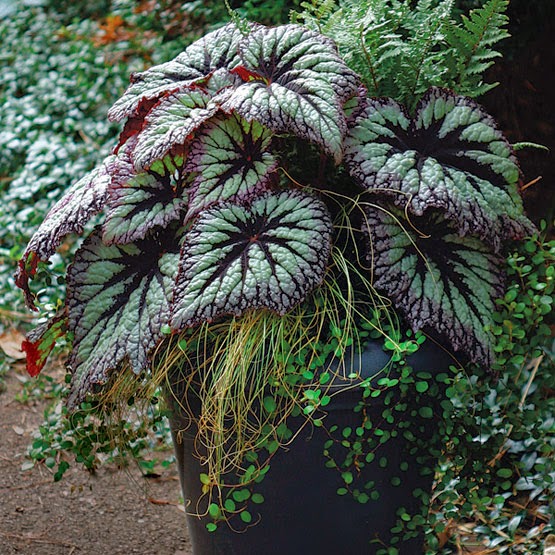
[17,23,531,406]
[16,21,531,467]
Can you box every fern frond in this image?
[399,0,455,109]
[291,0,337,29]
[223,0,251,34]
[444,0,509,96]
[294,0,509,107]
[319,0,408,98]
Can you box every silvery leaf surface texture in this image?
[15,156,114,308]
[107,23,249,124]
[131,86,220,171]
[220,24,359,163]
[184,113,277,219]
[66,229,179,408]
[113,24,359,165]
[171,189,333,329]
[364,205,505,365]
[345,87,533,250]
[103,141,188,245]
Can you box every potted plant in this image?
[15,4,534,554]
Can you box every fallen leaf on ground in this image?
[0,329,26,360]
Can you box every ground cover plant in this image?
[0,1,174,319]
[427,230,554,553]
[0,0,221,489]
[2,0,553,552]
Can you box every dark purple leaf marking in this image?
[345,88,533,249]
[66,229,180,408]
[185,113,277,219]
[364,205,505,365]
[103,143,188,245]
[220,24,359,163]
[171,189,333,329]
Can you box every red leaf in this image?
[21,314,67,377]
[21,338,45,377]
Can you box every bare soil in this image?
[0,365,193,555]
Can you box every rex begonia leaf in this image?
[345,87,533,249]
[364,206,505,365]
[184,113,277,219]
[22,312,67,377]
[103,145,188,245]
[132,85,223,171]
[107,23,247,124]
[15,157,114,309]
[171,190,332,329]
[66,229,179,408]
[221,24,359,163]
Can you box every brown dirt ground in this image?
[0,364,193,555]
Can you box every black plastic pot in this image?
[166,340,454,555]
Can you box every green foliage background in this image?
[0,1,553,553]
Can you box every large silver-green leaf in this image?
[171,190,332,329]
[184,113,277,219]
[364,206,504,365]
[15,156,114,308]
[66,230,179,407]
[221,24,359,163]
[103,144,188,245]
[107,23,247,124]
[345,87,533,249]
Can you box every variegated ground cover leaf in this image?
[185,113,277,219]
[171,190,332,329]
[103,145,188,244]
[66,230,179,408]
[107,23,248,124]
[220,24,359,163]
[345,87,532,249]
[15,157,114,309]
[364,206,505,364]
